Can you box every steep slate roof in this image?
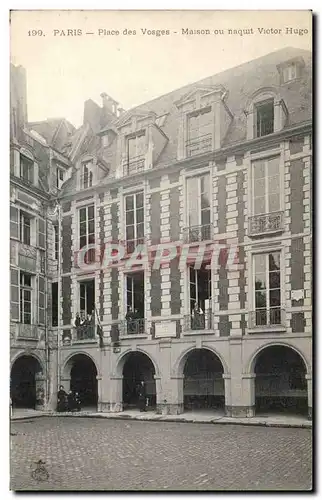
[110,46,312,170]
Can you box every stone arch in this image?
[246,342,310,376]
[173,345,229,379]
[10,351,45,374]
[10,353,45,409]
[114,348,160,378]
[62,351,100,379]
[245,86,280,111]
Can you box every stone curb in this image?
[11,412,312,429]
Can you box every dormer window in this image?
[282,63,298,83]
[125,131,146,175]
[186,107,212,157]
[20,155,34,184]
[56,167,65,189]
[81,160,94,189]
[255,99,274,138]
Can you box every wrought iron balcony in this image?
[123,155,146,176]
[183,224,213,243]
[248,308,285,329]
[119,318,146,336]
[248,211,284,236]
[16,323,38,340]
[73,325,96,341]
[184,310,213,332]
[186,133,212,157]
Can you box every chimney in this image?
[100,93,119,116]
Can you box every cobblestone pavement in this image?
[10,417,312,491]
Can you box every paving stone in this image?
[10,417,312,491]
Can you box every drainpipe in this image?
[57,202,62,394]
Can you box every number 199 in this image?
[28,30,44,36]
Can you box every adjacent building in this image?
[10,47,313,419]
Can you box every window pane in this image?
[136,208,144,224]
[128,137,137,158]
[80,236,86,249]
[88,206,94,220]
[88,233,95,244]
[254,178,265,197]
[256,309,267,326]
[126,210,134,225]
[88,220,95,234]
[268,193,280,212]
[79,208,86,222]
[254,254,266,274]
[201,193,210,209]
[255,290,266,309]
[254,197,266,215]
[80,222,87,236]
[269,271,280,289]
[136,192,144,208]
[136,223,144,238]
[201,209,210,225]
[253,161,265,179]
[268,157,280,176]
[269,252,280,271]
[189,266,196,284]
[269,289,281,307]
[255,273,266,290]
[126,226,134,240]
[268,175,280,194]
[126,196,134,211]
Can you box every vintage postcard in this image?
[9,10,312,491]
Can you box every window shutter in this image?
[10,268,20,321]
[38,275,45,325]
[37,216,46,249]
[10,206,19,240]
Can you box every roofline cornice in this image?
[58,121,312,203]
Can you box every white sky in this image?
[10,10,312,128]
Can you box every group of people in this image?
[191,303,205,329]
[125,306,144,334]
[57,385,81,412]
[73,311,95,340]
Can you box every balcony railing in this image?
[123,155,145,176]
[248,308,285,329]
[256,117,274,138]
[120,318,146,336]
[73,325,96,341]
[184,310,213,331]
[186,133,212,157]
[183,224,213,243]
[248,211,284,236]
[16,323,38,339]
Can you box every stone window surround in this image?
[247,244,285,330]
[182,165,213,231]
[119,182,146,243]
[11,204,38,247]
[246,88,288,141]
[75,200,96,252]
[19,270,36,325]
[119,267,147,320]
[77,155,97,191]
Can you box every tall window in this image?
[51,282,58,327]
[81,161,93,189]
[20,211,31,245]
[253,252,281,326]
[126,272,144,318]
[126,132,146,174]
[125,192,144,253]
[20,272,32,324]
[189,266,211,330]
[79,205,95,263]
[187,107,212,157]
[79,279,95,316]
[252,157,280,215]
[186,174,211,241]
[53,224,59,260]
[255,100,274,137]
[20,155,34,183]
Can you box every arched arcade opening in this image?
[183,349,225,412]
[67,354,98,408]
[254,345,308,416]
[11,355,43,409]
[122,352,156,410]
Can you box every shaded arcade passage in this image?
[183,349,224,411]
[11,356,42,409]
[69,354,98,408]
[254,345,308,416]
[122,352,156,409]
